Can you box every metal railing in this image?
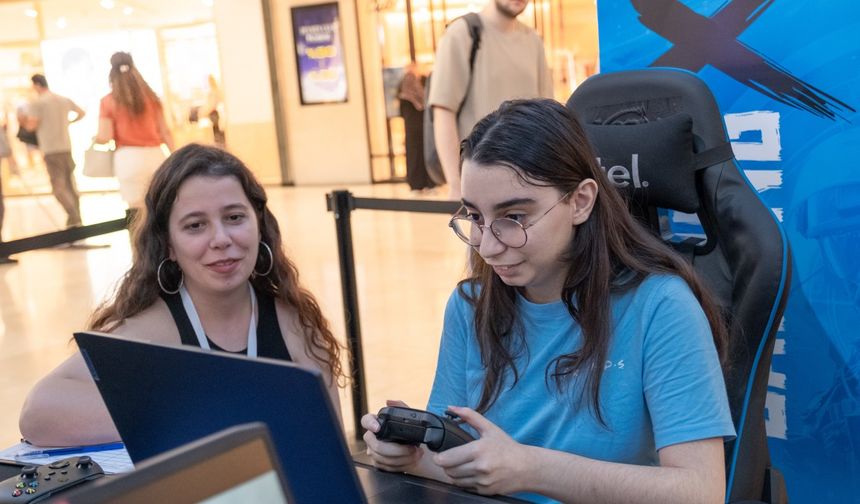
[326,190,460,438]
[0,212,130,260]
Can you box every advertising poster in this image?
[291,2,348,105]
[596,1,859,501]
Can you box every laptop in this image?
[75,331,363,503]
[60,422,294,503]
[74,332,527,503]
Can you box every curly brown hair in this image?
[88,144,346,383]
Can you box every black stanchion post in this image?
[329,190,368,439]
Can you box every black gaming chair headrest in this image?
[569,70,737,259]
[581,112,699,213]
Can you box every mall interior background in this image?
[0,0,598,243]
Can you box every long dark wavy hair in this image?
[108,52,160,117]
[460,99,727,422]
[89,144,346,382]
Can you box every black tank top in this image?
[161,287,292,361]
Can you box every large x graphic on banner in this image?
[632,0,855,120]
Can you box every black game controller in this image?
[0,456,104,503]
[375,406,475,452]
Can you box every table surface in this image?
[1,461,529,503]
[354,461,529,503]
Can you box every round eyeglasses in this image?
[448,192,571,248]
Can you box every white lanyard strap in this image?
[179,283,257,358]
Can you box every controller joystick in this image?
[375,406,475,452]
[0,456,103,503]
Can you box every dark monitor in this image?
[60,423,293,503]
[74,331,366,503]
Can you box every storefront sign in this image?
[291,2,348,105]
[597,1,859,501]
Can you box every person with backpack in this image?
[428,0,553,200]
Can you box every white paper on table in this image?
[0,442,134,474]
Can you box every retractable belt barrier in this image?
[0,212,131,260]
[326,190,460,438]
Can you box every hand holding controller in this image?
[0,456,104,503]
[375,406,475,452]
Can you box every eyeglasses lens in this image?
[451,218,478,245]
[492,219,526,248]
[450,218,526,248]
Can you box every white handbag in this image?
[82,144,114,177]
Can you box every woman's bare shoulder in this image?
[111,298,181,345]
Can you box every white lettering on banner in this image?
[774,338,786,355]
[725,111,782,161]
[765,391,788,440]
[726,111,787,440]
[744,170,783,192]
[765,315,788,440]
[597,155,649,188]
[769,371,787,389]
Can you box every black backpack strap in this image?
[456,12,483,115]
[462,12,483,72]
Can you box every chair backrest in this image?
[567,68,792,503]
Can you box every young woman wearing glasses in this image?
[362,99,734,503]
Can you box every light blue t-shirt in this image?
[427,275,735,503]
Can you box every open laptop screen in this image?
[195,441,285,503]
[74,331,366,503]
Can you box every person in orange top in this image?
[96,51,175,211]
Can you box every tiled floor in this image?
[0,183,467,448]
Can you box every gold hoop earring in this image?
[157,259,183,294]
[254,242,274,277]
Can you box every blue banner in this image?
[596,1,860,501]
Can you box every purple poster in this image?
[291,2,348,105]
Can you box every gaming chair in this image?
[567,68,791,504]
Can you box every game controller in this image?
[0,456,104,503]
[375,406,475,452]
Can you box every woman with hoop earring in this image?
[19,144,346,447]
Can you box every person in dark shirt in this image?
[20,144,345,446]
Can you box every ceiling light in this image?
[100,0,115,8]
[201,0,214,7]
[24,8,38,17]
[56,16,67,29]
[123,6,134,15]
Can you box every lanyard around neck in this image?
[179,283,258,358]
